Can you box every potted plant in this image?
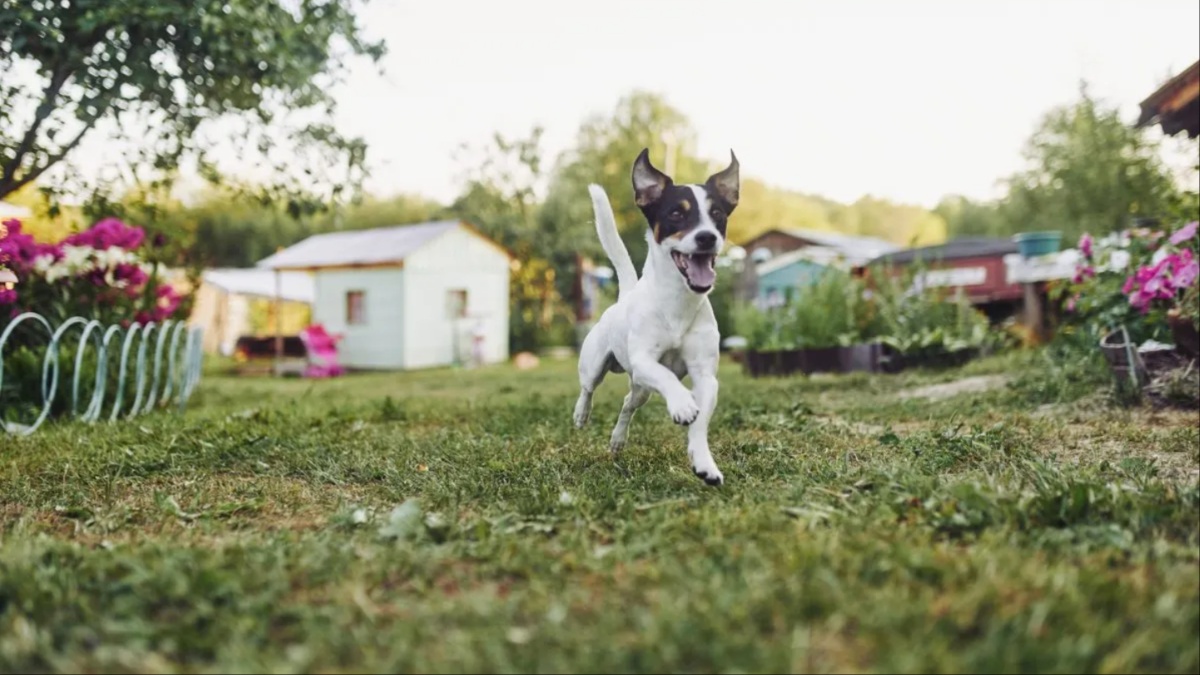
[1014,230,1063,259]
[1169,286,1199,358]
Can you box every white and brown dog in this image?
[573,148,739,486]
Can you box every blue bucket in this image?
[1013,231,1062,258]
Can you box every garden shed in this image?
[257,220,512,370]
[753,247,841,308]
[190,268,315,356]
[739,228,900,305]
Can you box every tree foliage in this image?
[447,127,573,353]
[935,86,1196,243]
[998,85,1189,241]
[0,0,385,214]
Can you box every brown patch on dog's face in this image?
[646,189,710,243]
[632,149,739,244]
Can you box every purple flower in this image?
[64,218,146,251]
[1169,221,1199,247]
[153,284,184,321]
[0,287,17,305]
[0,218,47,269]
[1130,288,1156,312]
[1175,260,1199,289]
[1078,233,1094,259]
[113,263,149,295]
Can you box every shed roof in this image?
[202,268,314,303]
[755,246,843,276]
[1135,60,1200,138]
[257,220,471,271]
[747,228,899,260]
[868,237,1019,265]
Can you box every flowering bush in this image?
[1055,221,1199,343]
[2,217,194,426]
[0,217,189,331]
[1123,221,1199,325]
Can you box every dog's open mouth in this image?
[671,251,716,293]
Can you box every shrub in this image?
[735,264,999,359]
[1,217,193,427]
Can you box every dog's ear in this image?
[706,150,740,212]
[632,148,671,207]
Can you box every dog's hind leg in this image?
[608,380,650,454]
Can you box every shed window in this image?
[446,289,468,319]
[346,290,367,325]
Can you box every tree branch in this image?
[0,119,96,198]
[2,64,74,186]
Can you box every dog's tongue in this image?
[686,255,715,289]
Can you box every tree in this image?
[448,126,573,352]
[848,195,947,247]
[999,84,1182,243]
[0,0,385,214]
[934,195,1009,239]
[729,178,833,243]
[539,91,710,272]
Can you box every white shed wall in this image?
[402,227,510,369]
[312,268,405,369]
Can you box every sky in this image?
[50,0,1200,210]
[320,0,1200,209]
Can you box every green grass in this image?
[1,350,1197,673]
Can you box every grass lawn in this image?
[1,350,1198,673]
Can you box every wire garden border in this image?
[1,312,204,436]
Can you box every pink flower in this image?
[1072,265,1095,284]
[1078,233,1094,259]
[114,261,149,284]
[1066,296,1077,312]
[64,218,146,251]
[0,287,17,305]
[1175,260,1199,289]
[0,218,55,270]
[1130,288,1156,312]
[152,284,184,321]
[1169,221,1199,247]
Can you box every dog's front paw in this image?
[667,394,699,426]
[691,463,724,487]
[690,448,723,486]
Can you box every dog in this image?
[573,148,739,486]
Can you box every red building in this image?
[859,237,1026,320]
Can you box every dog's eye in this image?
[669,209,684,221]
[710,208,725,220]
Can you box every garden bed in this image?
[743,343,981,378]
[736,264,1002,380]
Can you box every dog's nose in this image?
[695,232,718,250]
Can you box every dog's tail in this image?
[588,184,637,297]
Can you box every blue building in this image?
[743,229,900,308]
